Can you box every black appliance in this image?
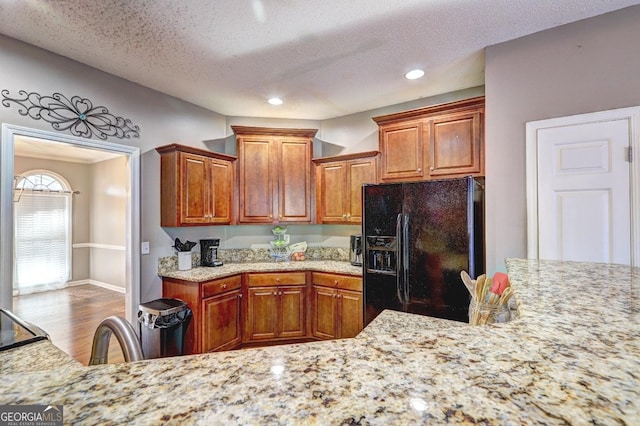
[349,234,363,266]
[200,238,222,267]
[363,176,484,325]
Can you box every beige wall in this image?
[90,156,127,289]
[484,5,640,273]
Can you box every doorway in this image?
[525,106,640,266]
[0,124,141,324]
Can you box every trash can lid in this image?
[139,298,188,317]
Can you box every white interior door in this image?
[527,107,640,266]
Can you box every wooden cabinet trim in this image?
[246,272,307,287]
[231,125,317,139]
[312,272,362,291]
[312,150,380,164]
[156,143,237,162]
[201,275,242,299]
[372,96,485,125]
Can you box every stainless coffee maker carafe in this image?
[349,235,363,266]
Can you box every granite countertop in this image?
[1,258,638,424]
[0,339,82,374]
[159,259,363,281]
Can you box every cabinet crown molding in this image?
[155,143,237,161]
[312,151,380,164]
[231,125,318,138]
[372,96,485,125]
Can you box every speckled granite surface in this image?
[159,260,362,281]
[1,259,638,424]
[0,339,81,374]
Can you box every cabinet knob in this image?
[417,168,422,172]
[342,214,347,219]
[222,283,227,289]
[276,277,280,282]
[334,280,338,285]
[238,294,243,299]
[430,167,434,171]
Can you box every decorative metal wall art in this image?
[1,89,140,140]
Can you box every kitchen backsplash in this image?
[158,247,349,275]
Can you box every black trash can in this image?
[137,298,192,359]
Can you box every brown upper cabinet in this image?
[373,96,484,182]
[313,151,379,224]
[156,144,236,226]
[232,126,317,224]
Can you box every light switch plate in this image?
[141,241,150,255]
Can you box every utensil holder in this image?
[177,252,192,271]
[468,297,510,325]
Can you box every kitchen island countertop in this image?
[1,258,638,424]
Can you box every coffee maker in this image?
[349,234,363,266]
[200,238,222,267]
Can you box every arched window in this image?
[13,170,73,295]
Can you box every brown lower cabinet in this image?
[244,272,307,342]
[162,270,362,354]
[311,272,363,340]
[162,274,242,354]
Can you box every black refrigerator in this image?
[362,176,484,325]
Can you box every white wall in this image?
[484,5,640,273]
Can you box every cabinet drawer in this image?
[246,272,306,287]
[201,275,242,299]
[312,272,362,291]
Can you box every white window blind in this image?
[13,173,72,295]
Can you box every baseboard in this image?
[67,279,125,294]
[89,280,126,293]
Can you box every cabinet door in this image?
[180,153,209,224]
[245,287,278,341]
[316,161,347,223]
[428,110,483,177]
[278,285,307,338]
[238,137,275,223]
[278,139,312,222]
[380,121,425,182]
[346,157,377,223]
[311,285,337,339]
[202,289,242,352]
[338,289,363,338]
[209,158,234,224]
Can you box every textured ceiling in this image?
[1,0,638,120]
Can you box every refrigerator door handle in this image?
[395,213,404,303]
[402,214,410,303]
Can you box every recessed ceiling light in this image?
[405,69,424,80]
[268,97,283,106]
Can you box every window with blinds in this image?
[13,171,72,295]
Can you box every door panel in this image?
[311,286,337,339]
[537,119,630,264]
[246,287,277,340]
[279,286,306,338]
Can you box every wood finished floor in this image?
[13,284,126,365]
